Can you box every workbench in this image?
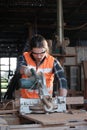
[0,97,87,130]
[20,110,87,125]
[17,96,87,130]
[9,122,87,130]
[14,109,87,130]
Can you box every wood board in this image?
[21,110,87,126]
[9,123,87,130]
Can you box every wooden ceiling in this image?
[0,0,87,57]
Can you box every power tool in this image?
[19,69,66,114]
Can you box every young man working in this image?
[17,34,68,98]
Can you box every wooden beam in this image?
[66,96,84,105]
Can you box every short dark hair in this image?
[30,34,49,52]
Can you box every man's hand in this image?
[59,88,67,96]
[20,65,32,77]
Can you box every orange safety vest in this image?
[20,52,54,98]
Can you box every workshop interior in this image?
[0,0,87,130]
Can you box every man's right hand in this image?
[20,65,32,77]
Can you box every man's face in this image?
[31,48,47,63]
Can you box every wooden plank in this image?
[9,124,87,130]
[0,109,18,114]
[20,111,87,126]
[66,97,84,105]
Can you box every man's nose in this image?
[37,54,41,58]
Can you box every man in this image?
[17,34,67,98]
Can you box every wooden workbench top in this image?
[21,110,87,126]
